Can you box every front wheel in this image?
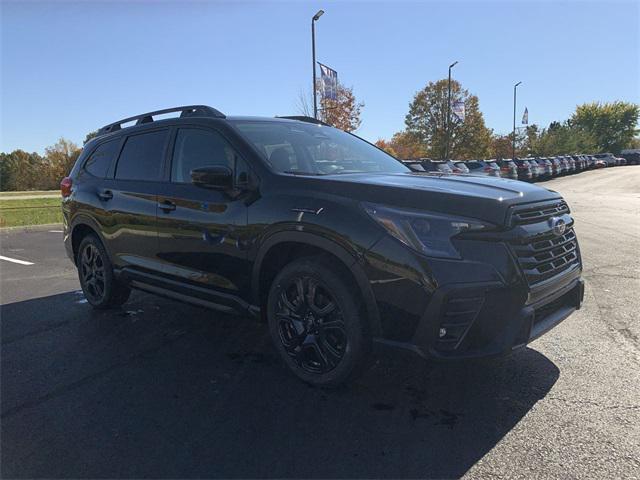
[77,234,131,309]
[267,257,370,387]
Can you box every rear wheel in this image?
[77,234,130,309]
[267,257,369,387]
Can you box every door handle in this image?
[158,200,176,212]
[98,190,113,201]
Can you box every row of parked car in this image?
[403,151,639,182]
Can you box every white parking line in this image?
[0,255,34,265]
[48,230,63,233]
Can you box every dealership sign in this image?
[318,63,338,101]
[522,107,529,125]
[452,101,465,122]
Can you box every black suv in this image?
[62,105,585,386]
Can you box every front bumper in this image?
[364,236,584,361]
[374,274,584,360]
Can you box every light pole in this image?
[445,60,458,160]
[512,81,522,159]
[312,9,324,119]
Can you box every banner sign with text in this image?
[522,107,529,125]
[452,101,465,122]
[318,63,338,101]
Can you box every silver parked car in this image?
[594,153,616,167]
[453,162,469,173]
[464,160,501,177]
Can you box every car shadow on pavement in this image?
[1,290,560,479]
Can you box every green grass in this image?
[0,197,62,228]
[0,190,59,198]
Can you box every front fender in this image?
[251,229,383,337]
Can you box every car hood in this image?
[291,172,562,226]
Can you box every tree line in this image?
[373,80,639,160]
[0,138,82,191]
[303,77,638,160]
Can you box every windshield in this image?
[230,120,410,175]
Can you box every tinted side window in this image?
[115,130,169,181]
[84,139,120,178]
[171,128,235,183]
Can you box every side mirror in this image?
[191,166,233,189]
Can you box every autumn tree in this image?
[374,139,398,157]
[490,134,513,159]
[297,82,364,132]
[405,79,492,160]
[496,125,538,159]
[319,84,364,132]
[43,138,82,188]
[376,130,427,159]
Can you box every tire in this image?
[76,233,131,309]
[267,256,370,387]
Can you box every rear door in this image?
[101,128,170,272]
[155,126,251,302]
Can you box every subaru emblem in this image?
[549,217,566,237]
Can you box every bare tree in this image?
[295,88,313,117]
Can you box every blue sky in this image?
[1,0,638,153]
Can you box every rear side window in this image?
[84,139,120,178]
[171,128,236,183]
[115,130,169,181]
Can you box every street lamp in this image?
[512,81,522,159]
[445,60,458,160]
[312,9,324,119]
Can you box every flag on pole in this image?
[452,101,465,122]
[522,107,529,125]
[318,63,338,101]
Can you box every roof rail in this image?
[96,105,225,137]
[276,115,331,127]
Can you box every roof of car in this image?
[227,115,316,123]
[91,106,333,145]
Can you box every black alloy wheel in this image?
[276,276,347,374]
[80,243,106,303]
[267,257,369,387]
[76,234,131,309]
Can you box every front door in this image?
[155,126,251,305]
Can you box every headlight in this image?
[363,203,493,259]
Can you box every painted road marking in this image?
[48,230,63,233]
[0,255,34,265]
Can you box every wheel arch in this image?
[252,231,381,336]
[69,215,108,263]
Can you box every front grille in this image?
[512,201,569,225]
[511,227,579,285]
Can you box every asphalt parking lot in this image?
[1,167,639,479]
